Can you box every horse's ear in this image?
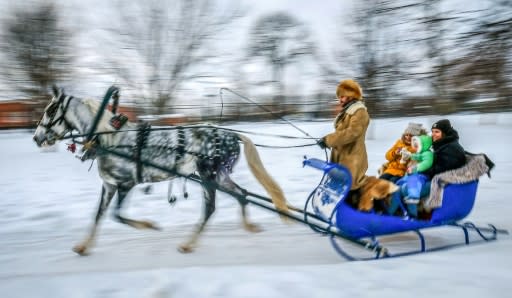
[52,85,59,97]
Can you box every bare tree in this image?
[103,0,245,114]
[449,0,512,109]
[416,0,463,113]
[321,0,511,117]
[326,0,412,115]
[318,0,431,116]
[1,2,73,98]
[247,12,315,107]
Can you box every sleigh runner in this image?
[33,85,508,260]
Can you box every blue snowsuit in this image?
[387,135,433,217]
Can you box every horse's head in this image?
[33,86,75,147]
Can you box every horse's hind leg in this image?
[178,181,216,253]
[113,183,161,230]
[73,183,116,256]
[239,199,262,233]
[217,171,262,233]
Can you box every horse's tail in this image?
[237,134,289,217]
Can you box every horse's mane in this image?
[82,98,127,146]
[81,98,137,146]
[82,98,117,132]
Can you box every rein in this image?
[58,124,318,149]
[219,87,317,139]
[55,86,318,153]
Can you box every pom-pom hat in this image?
[404,122,426,136]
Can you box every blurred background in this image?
[0,0,510,128]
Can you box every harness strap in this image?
[213,128,221,166]
[176,127,185,161]
[56,95,73,126]
[43,95,73,130]
[134,122,151,183]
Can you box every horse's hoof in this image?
[244,223,263,233]
[177,245,194,253]
[146,222,162,231]
[150,224,162,231]
[143,185,153,194]
[72,244,90,256]
[279,214,293,224]
[140,220,161,230]
[168,196,177,205]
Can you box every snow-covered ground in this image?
[1,113,511,298]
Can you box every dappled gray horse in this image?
[33,87,288,255]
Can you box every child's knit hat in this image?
[404,122,425,136]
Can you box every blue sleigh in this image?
[302,158,508,260]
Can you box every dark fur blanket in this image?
[424,153,494,209]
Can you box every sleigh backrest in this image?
[430,180,479,224]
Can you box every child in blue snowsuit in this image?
[388,135,433,217]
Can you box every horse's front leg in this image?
[167,178,178,205]
[178,180,216,253]
[168,177,189,205]
[73,183,117,256]
[113,182,161,230]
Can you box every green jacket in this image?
[410,135,433,173]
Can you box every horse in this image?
[33,86,289,255]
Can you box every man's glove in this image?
[317,138,327,149]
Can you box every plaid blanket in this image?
[424,153,494,209]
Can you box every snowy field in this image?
[0,113,511,298]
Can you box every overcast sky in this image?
[241,0,350,49]
[0,0,496,100]
[0,0,351,99]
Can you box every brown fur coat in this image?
[324,101,370,190]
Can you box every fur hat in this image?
[432,119,453,135]
[403,122,426,136]
[336,79,363,100]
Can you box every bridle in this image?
[38,93,75,140]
